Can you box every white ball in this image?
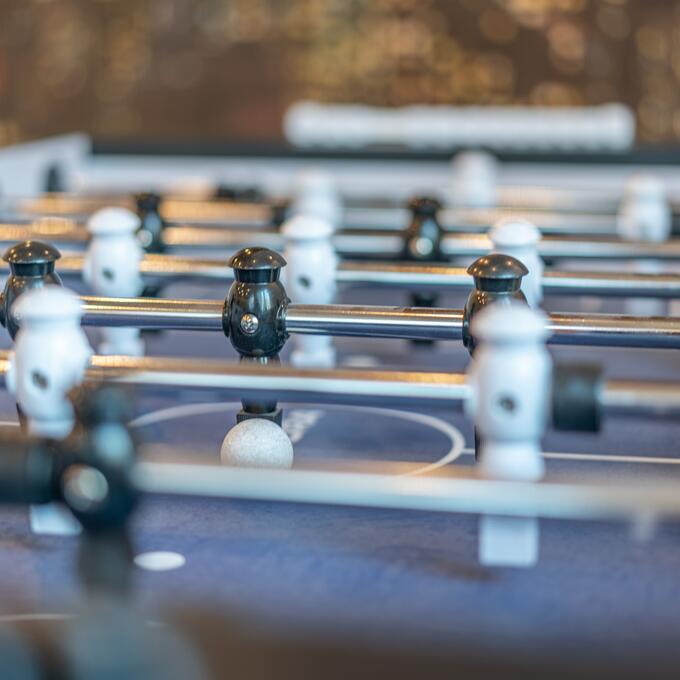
[220,418,294,469]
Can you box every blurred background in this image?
[0,0,678,147]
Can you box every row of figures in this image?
[4,284,551,568]
[55,171,673,365]
[0,231,557,567]
[12,146,674,364]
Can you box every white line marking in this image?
[462,448,680,465]
[329,405,465,476]
[0,613,73,623]
[131,402,237,427]
[132,402,465,474]
[132,405,680,468]
[134,551,186,571]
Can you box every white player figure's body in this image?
[282,215,337,368]
[83,207,145,356]
[489,219,543,308]
[450,151,498,209]
[291,170,343,228]
[7,286,93,536]
[466,303,550,567]
[617,175,672,317]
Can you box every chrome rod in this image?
[344,206,622,235]
[5,253,679,300]
[163,226,284,249]
[74,297,466,339]
[441,233,680,260]
[28,254,234,281]
[134,460,680,522]
[166,230,680,261]
[79,297,225,330]
[13,195,272,225]
[6,346,680,424]
[285,305,680,348]
[86,355,469,407]
[440,208,619,235]
[284,304,465,341]
[9,182,680,224]
[166,228,405,256]
[161,227,404,256]
[29,295,680,348]
[4,219,680,261]
[336,261,471,288]
[9,199,625,235]
[547,313,680,349]
[338,261,680,298]
[541,270,680,298]
[601,380,680,419]
[0,220,89,249]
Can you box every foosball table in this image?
[1,132,680,678]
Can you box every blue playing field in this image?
[0,281,679,670]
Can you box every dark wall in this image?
[0,0,678,146]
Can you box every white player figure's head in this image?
[281,214,337,369]
[84,207,144,298]
[8,286,92,439]
[617,174,671,243]
[291,170,343,228]
[450,150,498,209]
[281,214,337,304]
[489,219,543,308]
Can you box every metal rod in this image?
[541,269,680,298]
[10,181,680,224]
[441,233,680,260]
[439,208,619,235]
[339,261,680,299]
[10,198,626,235]
[1,255,677,301]
[285,303,680,349]
[123,227,680,261]
[79,297,225,330]
[75,297,466,339]
[601,380,680,419]
[165,227,407,256]
[13,195,272,225]
[344,206,622,235]
[547,313,680,349]
[86,355,469,407]
[117,227,680,262]
[6,343,680,423]
[31,254,235,281]
[0,220,89,249]
[336,261,471,288]
[32,295,680,348]
[133,460,680,522]
[163,226,284,249]
[284,304,465,341]
[4,219,680,261]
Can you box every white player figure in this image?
[6,286,93,536]
[83,207,145,356]
[466,302,550,567]
[291,170,343,229]
[450,150,498,209]
[282,215,337,368]
[489,219,543,308]
[617,175,672,317]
